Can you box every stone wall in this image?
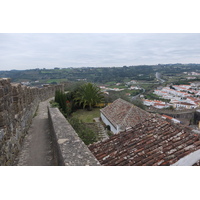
[48,106,100,166]
[0,78,64,165]
[149,109,195,124]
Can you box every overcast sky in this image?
[0,33,200,70]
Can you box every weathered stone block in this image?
[0,88,4,98]
[0,129,5,140]
[0,103,4,112]
[12,96,19,102]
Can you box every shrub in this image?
[68,117,98,145]
[49,100,59,108]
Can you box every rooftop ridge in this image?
[100,98,151,132]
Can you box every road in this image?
[131,87,145,100]
[156,72,165,83]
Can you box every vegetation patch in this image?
[46,79,67,84]
[144,93,170,103]
[53,83,104,145]
[68,117,99,145]
[71,108,100,123]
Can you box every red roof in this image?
[100,98,151,129]
[162,114,173,120]
[144,99,153,102]
[178,102,195,106]
[89,115,200,166]
[154,100,163,103]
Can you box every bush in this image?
[49,100,59,108]
[55,90,73,116]
[55,90,67,113]
[132,99,145,110]
[68,117,98,145]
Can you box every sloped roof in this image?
[89,115,200,166]
[100,98,151,129]
[162,114,173,120]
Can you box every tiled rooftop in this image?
[89,115,200,166]
[162,114,173,120]
[100,98,151,129]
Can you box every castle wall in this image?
[48,106,100,166]
[0,78,64,165]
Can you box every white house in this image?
[174,102,197,110]
[154,103,169,109]
[162,114,181,124]
[100,98,151,134]
[143,99,154,106]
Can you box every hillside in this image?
[1,63,200,85]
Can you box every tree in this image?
[74,82,104,111]
[55,90,68,114]
[132,99,145,110]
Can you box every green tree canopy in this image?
[74,82,104,111]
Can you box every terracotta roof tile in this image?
[100,98,151,129]
[162,114,173,120]
[89,115,200,166]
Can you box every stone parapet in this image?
[0,78,64,165]
[48,106,100,166]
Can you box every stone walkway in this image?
[96,122,109,141]
[93,117,109,141]
[14,99,56,166]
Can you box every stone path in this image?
[14,99,56,166]
[96,122,109,141]
[92,118,109,141]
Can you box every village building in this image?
[173,85,191,91]
[161,114,181,124]
[154,103,168,109]
[187,77,197,80]
[89,115,200,166]
[100,98,151,134]
[174,102,197,110]
[143,99,171,109]
[191,82,200,88]
[196,91,200,96]
[129,86,140,90]
[143,99,154,106]
[190,72,200,76]
[152,83,200,110]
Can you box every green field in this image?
[71,108,100,123]
[44,79,67,84]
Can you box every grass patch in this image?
[71,108,100,123]
[109,85,127,89]
[46,79,67,84]
[105,81,116,85]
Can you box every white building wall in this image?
[172,149,200,166]
[100,113,118,134]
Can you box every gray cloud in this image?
[0,33,200,70]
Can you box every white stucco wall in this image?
[171,149,200,166]
[100,113,118,134]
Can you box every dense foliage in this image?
[54,83,104,145]
[74,82,104,111]
[68,117,98,145]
